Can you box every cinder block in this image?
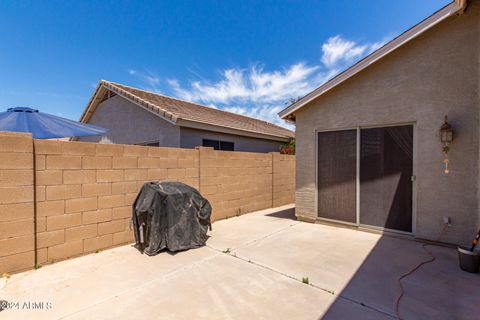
[124,193,138,206]
[37,230,65,248]
[0,153,32,169]
[46,184,81,200]
[0,219,34,239]
[95,144,123,157]
[82,156,112,169]
[46,155,82,169]
[0,202,33,222]
[82,183,111,197]
[96,170,124,182]
[178,159,196,168]
[65,224,97,242]
[113,230,134,245]
[123,145,148,157]
[37,200,64,217]
[0,186,33,204]
[124,169,148,181]
[35,155,46,170]
[98,220,125,235]
[47,213,82,231]
[0,170,33,186]
[34,140,62,155]
[200,185,217,196]
[147,168,167,180]
[0,235,34,256]
[185,168,199,178]
[112,157,138,169]
[37,248,47,264]
[61,141,96,155]
[82,209,112,225]
[159,158,177,168]
[167,168,186,179]
[63,170,96,184]
[111,181,137,194]
[0,251,34,274]
[47,240,83,261]
[37,217,46,232]
[138,157,158,168]
[83,234,113,252]
[36,170,62,186]
[65,197,98,213]
[148,147,167,158]
[112,206,131,220]
[98,195,124,209]
[36,186,46,202]
[0,134,32,153]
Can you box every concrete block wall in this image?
[0,132,35,274]
[199,147,273,221]
[33,140,199,266]
[272,153,296,207]
[0,135,295,274]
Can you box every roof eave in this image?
[177,118,294,142]
[278,1,464,121]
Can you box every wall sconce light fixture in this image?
[439,115,454,174]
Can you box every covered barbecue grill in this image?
[132,181,212,255]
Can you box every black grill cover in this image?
[132,181,212,255]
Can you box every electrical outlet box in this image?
[443,216,451,226]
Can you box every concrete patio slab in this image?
[206,204,298,251]
[1,204,478,319]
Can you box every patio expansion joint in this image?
[219,250,398,319]
[207,220,399,320]
[231,220,302,251]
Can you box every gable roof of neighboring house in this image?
[278,0,468,122]
[81,80,294,141]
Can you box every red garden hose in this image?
[394,224,449,319]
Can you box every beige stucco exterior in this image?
[293,1,479,245]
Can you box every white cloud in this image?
[321,35,385,68]
[130,35,389,129]
[170,63,319,105]
[129,69,161,92]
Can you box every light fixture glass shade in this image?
[440,116,453,143]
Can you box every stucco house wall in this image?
[78,95,180,147]
[294,2,479,245]
[180,127,283,153]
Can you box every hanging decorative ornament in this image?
[439,115,454,174]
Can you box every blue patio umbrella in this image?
[0,107,108,139]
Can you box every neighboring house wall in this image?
[294,3,479,245]
[79,95,180,147]
[180,127,284,153]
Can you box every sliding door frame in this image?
[314,122,417,235]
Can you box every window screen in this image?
[360,125,413,232]
[317,130,357,223]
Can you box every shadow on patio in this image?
[320,232,480,319]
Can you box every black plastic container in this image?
[458,246,480,273]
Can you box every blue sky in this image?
[0,0,450,128]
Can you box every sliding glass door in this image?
[317,125,414,233]
[317,130,357,223]
[360,126,413,232]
